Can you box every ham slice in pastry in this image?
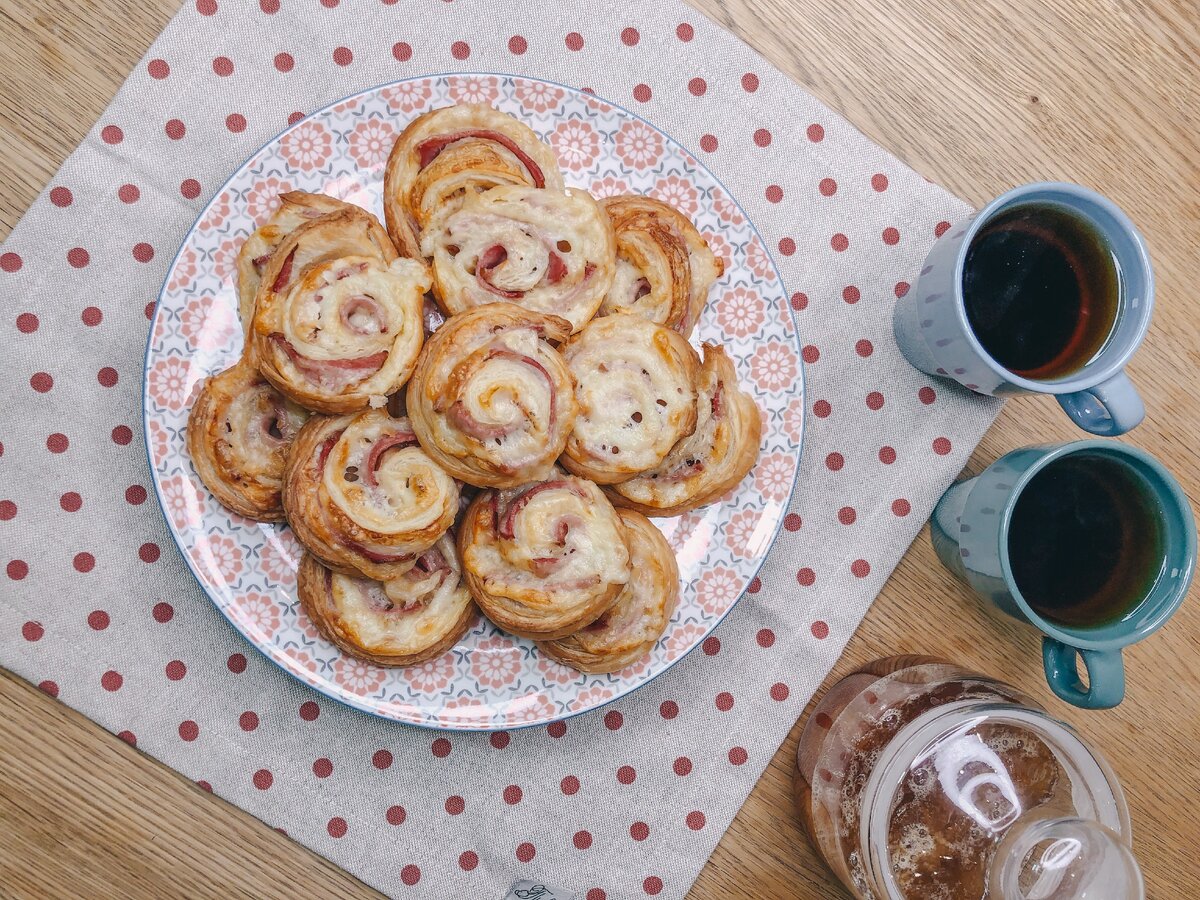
[384,104,565,260]
[284,409,459,581]
[537,509,678,673]
[406,303,578,489]
[598,194,723,338]
[559,312,701,484]
[235,191,350,337]
[606,345,762,516]
[296,534,475,667]
[251,207,430,414]
[459,471,630,639]
[428,185,616,333]
[186,358,309,521]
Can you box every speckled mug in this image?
[894,183,1153,435]
[931,441,1196,709]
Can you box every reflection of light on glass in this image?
[1024,837,1083,899]
[935,733,1023,834]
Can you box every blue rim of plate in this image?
[142,72,806,732]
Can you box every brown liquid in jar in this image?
[796,659,1073,900]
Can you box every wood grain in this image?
[2,0,1198,897]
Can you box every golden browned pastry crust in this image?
[296,537,475,667]
[185,358,309,521]
[406,303,578,489]
[598,194,724,338]
[236,191,350,335]
[283,410,460,581]
[428,185,616,332]
[559,312,701,484]
[251,207,430,414]
[383,104,565,259]
[606,344,762,516]
[458,473,630,639]
[536,509,679,673]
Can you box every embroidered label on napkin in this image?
[505,881,576,900]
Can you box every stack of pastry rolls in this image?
[186,103,761,674]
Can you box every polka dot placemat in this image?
[0,1,999,896]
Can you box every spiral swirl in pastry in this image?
[296,535,475,667]
[406,303,578,489]
[283,410,460,580]
[251,207,430,413]
[606,345,762,516]
[599,195,723,338]
[429,185,616,333]
[559,313,701,484]
[537,509,679,673]
[459,472,630,639]
[384,104,565,260]
[186,358,309,521]
[235,191,350,335]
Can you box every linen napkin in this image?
[0,1,999,896]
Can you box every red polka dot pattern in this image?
[6,22,990,894]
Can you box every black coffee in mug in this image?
[1007,451,1165,628]
[962,202,1121,380]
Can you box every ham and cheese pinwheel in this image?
[384,104,565,260]
[284,410,460,581]
[186,358,309,521]
[235,191,350,334]
[251,207,430,414]
[599,195,724,338]
[429,185,616,333]
[296,534,475,667]
[459,472,630,639]
[406,303,578,489]
[560,313,701,484]
[607,345,762,516]
[537,509,678,673]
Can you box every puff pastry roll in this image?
[296,535,475,667]
[384,104,565,259]
[459,472,630,639]
[428,185,616,333]
[406,303,578,489]
[186,358,309,521]
[559,313,701,484]
[599,195,724,338]
[236,191,350,334]
[284,409,460,580]
[251,207,431,414]
[607,345,762,516]
[537,509,678,673]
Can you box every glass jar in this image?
[794,656,1143,899]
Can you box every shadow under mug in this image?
[894,182,1153,435]
[931,440,1196,709]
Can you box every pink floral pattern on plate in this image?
[145,75,802,730]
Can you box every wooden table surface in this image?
[3,0,1199,896]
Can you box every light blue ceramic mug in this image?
[931,441,1196,709]
[894,182,1153,435]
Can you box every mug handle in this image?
[1042,638,1126,709]
[1057,372,1145,436]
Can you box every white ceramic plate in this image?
[144,73,803,730]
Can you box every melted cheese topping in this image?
[431,186,615,332]
[322,412,459,538]
[466,475,630,614]
[328,535,470,653]
[562,314,699,482]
